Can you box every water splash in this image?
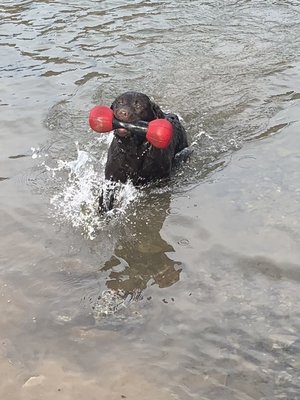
[47,142,139,239]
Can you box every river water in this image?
[1,1,300,399]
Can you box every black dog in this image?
[99,91,190,211]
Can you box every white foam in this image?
[92,289,131,318]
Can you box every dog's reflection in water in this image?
[100,191,182,302]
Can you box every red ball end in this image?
[146,119,173,149]
[89,105,114,133]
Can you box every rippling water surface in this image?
[1,1,300,399]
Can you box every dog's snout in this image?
[115,107,132,122]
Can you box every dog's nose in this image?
[115,107,133,122]
[117,108,128,119]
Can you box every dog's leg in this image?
[174,146,193,166]
[98,184,115,213]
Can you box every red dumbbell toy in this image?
[89,105,173,149]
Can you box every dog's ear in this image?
[151,101,165,119]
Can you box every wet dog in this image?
[99,91,190,211]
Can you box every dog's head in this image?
[111,91,164,137]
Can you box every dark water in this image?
[1,1,300,399]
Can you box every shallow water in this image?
[1,1,300,399]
